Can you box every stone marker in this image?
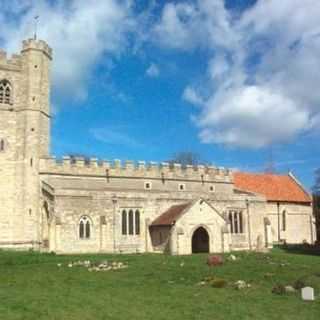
[284,285,296,293]
[207,255,223,266]
[301,287,315,301]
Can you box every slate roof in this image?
[151,203,191,226]
[233,172,311,203]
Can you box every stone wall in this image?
[266,202,314,244]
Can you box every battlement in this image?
[22,39,52,59]
[40,156,233,182]
[0,49,22,70]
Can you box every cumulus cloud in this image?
[0,0,134,101]
[154,0,320,148]
[146,63,160,78]
[199,86,310,148]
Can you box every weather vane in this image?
[33,15,39,40]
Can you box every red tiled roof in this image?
[233,172,311,203]
[151,203,191,226]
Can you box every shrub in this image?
[293,279,306,290]
[272,284,286,295]
[210,278,228,288]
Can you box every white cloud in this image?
[154,0,320,148]
[0,0,134,101]
[146,63,160,78]
[90,127,143,149]
[182,86,204,106]
[199,86,309,148]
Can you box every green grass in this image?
[0,249,319,320]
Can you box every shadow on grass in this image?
[278,243,320,256]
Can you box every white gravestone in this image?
[301,287,315,301]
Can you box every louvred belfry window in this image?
[0,80,12,105]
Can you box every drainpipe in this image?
[246,199,252,250]
[277,202,280,243]
[112,197,117,253]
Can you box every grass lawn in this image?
[0,248,319,320]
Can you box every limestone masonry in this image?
[0,39,316,254]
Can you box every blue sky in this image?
[1,0,319,189]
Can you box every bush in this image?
[293,279,306,290]
[210,278,228,288]
[272,284,286,295]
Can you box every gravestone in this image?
[301,287,315,301]
[207,255,223,266]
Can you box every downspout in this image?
[112,197,117,253]
[277,202,280,243]
[246,199,252,250]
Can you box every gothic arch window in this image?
[79,216,91,239]
[122,210,127,235]
[282,210,286,231]
[128,210,134,235]
[228,210,243,234]
[0,80,12,105]
[121,208,141,236]
[135,210,140,235]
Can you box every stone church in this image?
[0,38,316,254]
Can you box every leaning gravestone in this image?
[301,287,315,301]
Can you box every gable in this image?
[151,199,225,227]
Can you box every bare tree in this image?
[167,151,208,168]
[313,169,320,243]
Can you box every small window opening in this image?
[144,182,152,190]
[0,139,4,151]
[179,183,185,191]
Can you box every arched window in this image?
[228,210,243,234]
[135,210,140,235]
[234,212,238,233]
[0,80,12,105]
[239,212,243,233]
[79,216,91,239]
[228,212,234,233]
[128,210,134,235]
[122,210,127,235]
[121,208,142,236]
[282,210,286,231]
[0,139,4,151]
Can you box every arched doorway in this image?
[192,227,209,253]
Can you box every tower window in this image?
[0,139,4,151]
[0,80,12,105]
[179,183,185,191]
[209,185,215,192]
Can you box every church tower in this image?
[0,39,52,249]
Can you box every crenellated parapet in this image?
[40,156,233,183]
[0,49,22,71]
[22,38,52,59]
